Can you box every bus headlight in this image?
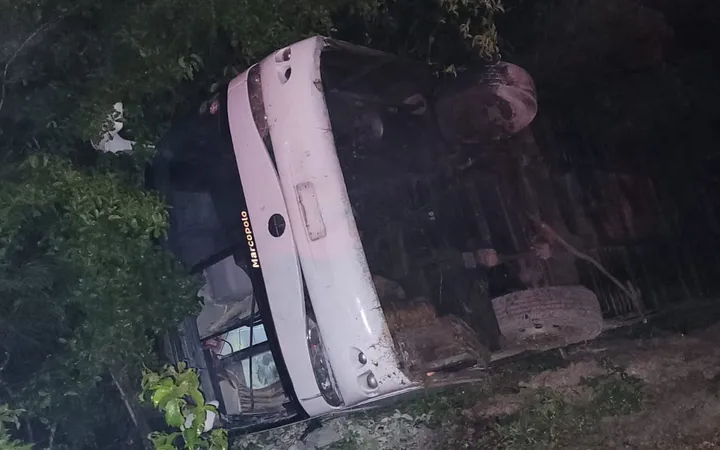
[306,315,343,407]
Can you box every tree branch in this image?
[530,215,645,317]
[110,371,139,428]
[0,23,50,115]
[47,422,57,450]
[0,317,43,347]
[0,349,9,374]
[0,350,11,403]
[0,4,78,116]
[110,370,153,450]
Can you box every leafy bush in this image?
[0,155,200,447]
[0,0,502,157]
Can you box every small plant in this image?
[583,372,645,416]
[398,383,487,429]
[0,405,32,450]
[140,363,228,450]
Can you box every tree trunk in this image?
[110,369,153,450]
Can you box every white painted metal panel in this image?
[257,37,412,407]
[226,70,330,416]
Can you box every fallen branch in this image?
[530,215,645,318]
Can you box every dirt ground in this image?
[232,310,720,450]
[432,318,720,450]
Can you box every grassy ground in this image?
[234,317,720,450]
[323,357,646,449]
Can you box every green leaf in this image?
[149,431,181,449]
[164,399,185,428]
[186,386,205,408]
[151,386,173,408]
[191,407,207,435]
[209,429,229,450]
[182,426,200,450]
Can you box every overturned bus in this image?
[150,36,609,433]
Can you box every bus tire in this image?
[491,286,603,347]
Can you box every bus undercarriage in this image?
[321,42,605,380]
